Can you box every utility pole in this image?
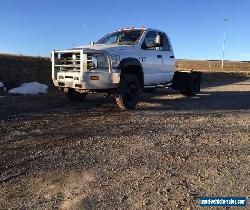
[221,18,228,69]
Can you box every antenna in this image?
[83,24,86,33]
[221,18,228,69]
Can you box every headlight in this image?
[110,54,120,68]
[89,54,109,70]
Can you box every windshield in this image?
[97,30,144,45]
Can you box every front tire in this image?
[116,74,140,110]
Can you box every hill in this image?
[0,54,249,90]
[0,54,51,89]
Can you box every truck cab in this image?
[52,27,200,109]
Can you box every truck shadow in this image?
[140,90,250,111]
[1,79,250,119]
[139,79,250,111]
[63,78,250,113]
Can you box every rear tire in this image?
[183,74,200,96]
[116,74,140,110]
[66,88,88,101]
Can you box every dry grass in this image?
[176,59,250,72]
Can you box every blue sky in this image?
[0,0,249,60]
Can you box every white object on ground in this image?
[8,82,48,95]
[0,82,4,88]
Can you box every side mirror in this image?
[155,35,161,45]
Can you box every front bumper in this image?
[52,49,120,90]
[53,71,120,90]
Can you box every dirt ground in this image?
[0,78,249,210]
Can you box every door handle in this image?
[170,55,175,58]
[157,55,162,58]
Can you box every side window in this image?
[162,33,171,51]
[143,31,169,50]
[143,31,158,50]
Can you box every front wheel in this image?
[116,74,140,110]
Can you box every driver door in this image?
[140,31,163,85]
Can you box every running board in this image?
[144,83,171,89]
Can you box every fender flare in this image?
[118,58,144,88]
[118,57,143,70]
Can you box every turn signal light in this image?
[90,76,99,80]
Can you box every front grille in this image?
[53,50,109,73]
[56,52,81,71]
[55,52,95,71]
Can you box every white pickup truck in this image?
[52,27,201,109]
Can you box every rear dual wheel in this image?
[183,74,200,96]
